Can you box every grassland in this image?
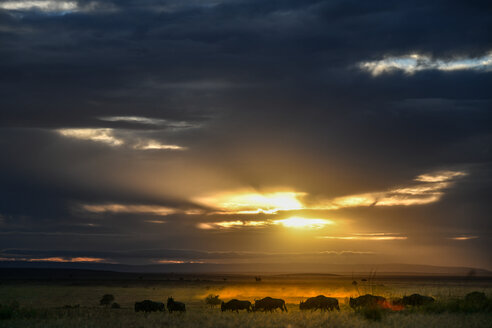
[0,271,491,327]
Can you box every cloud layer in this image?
[0,0,491,270]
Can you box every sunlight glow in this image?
[196,170,466,217]
[194,170,465,216]
[316,170,466,209]
[274,217,334,229]
[195,191,306,214]
[196,217,334,230]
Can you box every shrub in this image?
[205,294,222,308]
[111,303,121,309]
[99,294,115,307]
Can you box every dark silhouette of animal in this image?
[134,300,165,313]
[300,295,339,311]
[401,294,434,306]
[349,294,386,309]
[465,291,487,304]
[221,299,252,312]
[253,297,287,312]
[167,297,186,313]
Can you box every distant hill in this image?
[0,260,491,276]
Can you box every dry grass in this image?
[0,275,491,327]
[1,307,491,328]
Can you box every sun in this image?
[274,216,334,229]
[195,190,306,214]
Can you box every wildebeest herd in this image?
[134,293,438,314]
[135,297,185,313]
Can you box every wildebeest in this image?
[349,294,386,309]
[221,299,252,312]
[401,294,435,306]
[300,295,340,311]
[253,297,288,312]
[167,297,186,313]
[134,300,165,313]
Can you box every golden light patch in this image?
[197,286,355,304]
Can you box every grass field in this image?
[1,272,491,327]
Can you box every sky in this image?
[0,0,491,272]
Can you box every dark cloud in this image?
[0,0,491,270]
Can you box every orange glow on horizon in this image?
[28,257,104,263]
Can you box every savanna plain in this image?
[0,270,491,328]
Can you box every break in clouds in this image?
[0,0,491,270]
